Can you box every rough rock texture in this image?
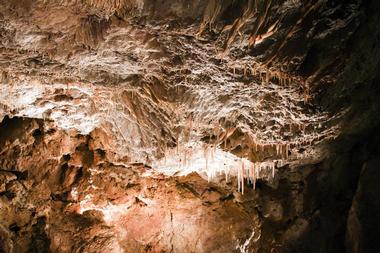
[0,116,262,252]
[0,0,380,252]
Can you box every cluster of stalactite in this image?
[75,15,110,48]
[196,0,323,102]
[227,60,312,100]
[236,159,279,193]
[198,0,285,49]
[197,0,324,99]
[160,139,287,193]
[155,104,328,192]
[160,134,300,189]
[199,0,322,55]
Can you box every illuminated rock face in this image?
[0,116,261,252]
[1,0,380,252]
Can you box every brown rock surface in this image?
[1,0,380,252]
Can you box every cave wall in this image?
[0,0,379,252]
[255,0,380,252]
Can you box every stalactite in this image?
[264,71,268,84]
[285,144,289,159]
[176,137,179,155]
[203,144,209,172]
[250,66,256,76]
[241,159,245,194]
[252,163,256,189]
[237,162,241,192]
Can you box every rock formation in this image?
[0,0,379,252]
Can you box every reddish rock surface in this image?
[1,1,380,253]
